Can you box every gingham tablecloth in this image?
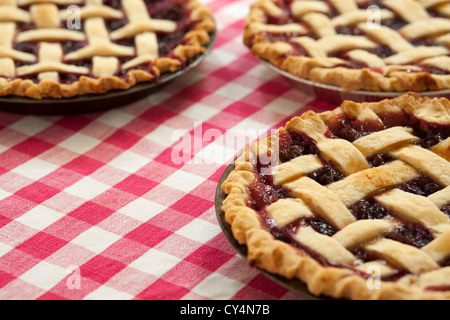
[0,0,336,300]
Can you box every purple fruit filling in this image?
[307,165,343,185]
[247,175,290,210]
[102,0,122,9]
[381,18,408,30]
[147,0,187,21]
[368,153,394,167]
[14,42,37,56]
[277,130,319,163]
[410,119,450,148]
[369,45,396,59]
[350,198,389,220]
[386,223,434,248]
[397,176,442,197]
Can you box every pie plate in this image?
[259,59,450,105]
[0,29,216,116]
[215,158,325,300]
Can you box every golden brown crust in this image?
[221,93,450,300]
[244,0,450,93]
[0,0,215,100]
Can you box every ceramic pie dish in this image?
[0,0,215,101]
[219,92,450,300]
[244,0,450,95]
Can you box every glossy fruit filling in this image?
[13,0,196,83]
[257,0,450,75]
[248,111,449,277]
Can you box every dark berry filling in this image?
[14,42,38,57]
[15,22,36,32]
[59,73,83,84]
[376,111,410,128]
[397,176,442,197]
[147,0,188,21]
[409,37,438,47]
[421,67,450,76]
[369,45,396,59]
[105,19,127,32]
[305,216,336,236]
[381,18,408,31]
[62,41,88,55]
[386,223,434,248]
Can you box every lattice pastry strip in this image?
[0,0,30,23]
[365,239,440,274]
[391,145,450,185]
[375,189,450,233]
[59,0,123,20]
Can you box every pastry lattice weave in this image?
[222,93,450,298]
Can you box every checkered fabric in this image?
[0,0,336,300]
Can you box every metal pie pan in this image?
[260,60,450,105]
[215,160,326,300]
[0,30,216,115]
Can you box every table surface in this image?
[0,0,338,300]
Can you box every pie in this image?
[244,0,450,93]
[221,92,450,300]
[0,0,215,99]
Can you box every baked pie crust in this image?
[244,0,450,92]
[0,0,215,99]
[221,92,450,300]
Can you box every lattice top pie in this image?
[0,0,215,99]
[221,92,450,300]
[244,0,450,92]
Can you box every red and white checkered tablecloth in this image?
[0,0,338,300]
